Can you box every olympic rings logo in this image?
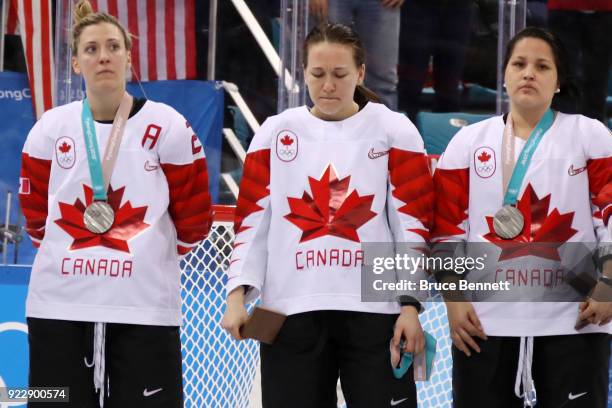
[477,165,493,172]
[276,130,299,162]
[279,149,295,157]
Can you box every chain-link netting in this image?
[417,296,453,407]
[180,220,259,408]
[180,215,453,408]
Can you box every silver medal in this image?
[83,201,115,234]
[493,205,524,239]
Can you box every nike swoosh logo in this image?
[568,392,587,400]
[568,164,586,176]
[143,388,163,397]
[84,357,94,368]
[390,397,409,406]
[144,160,159,171]
[368,148,389,160]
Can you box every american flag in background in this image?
[12,0,54,119]
[5,0,19,35]
[4,0,196,118]
[91,0,197,82]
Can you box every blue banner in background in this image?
[0,72,36,266]
[0,74,223,265]
[0,266,30,392]
[126,80,223,202]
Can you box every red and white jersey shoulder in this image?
[432,113,612,336]
[19,99,212,326]
[227,102,433,315]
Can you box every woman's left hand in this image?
[578,281,612,326]
[393,306,425,354]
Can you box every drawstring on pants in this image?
[93,322,107,407]
[514,336,537,407]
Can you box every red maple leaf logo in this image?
[280,135,294,146]
[59,142,71,154]
[478,151,491,163]
[483,184,577,261]
[54,185,150,253]
[285,165,376,242]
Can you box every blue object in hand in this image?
[391,331,437,380]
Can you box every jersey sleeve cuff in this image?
[227,278,262,304]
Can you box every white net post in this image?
[180,206,259,408]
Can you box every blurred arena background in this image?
[0,1,610,407]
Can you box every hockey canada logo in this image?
[285,164,377,243]
[56,136,76,169]
[474,146,495,178]
[55,184,150,253]
[276,130,298,162]
[483,184,577,261]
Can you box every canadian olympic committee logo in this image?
[474,146,496,178]
[55,137,76,169]
[276,130,298,162]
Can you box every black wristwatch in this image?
[398,295,422,312]
[598,245,612,268]
[598,275,612,287]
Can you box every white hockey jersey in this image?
[19,99,212,326]
[227,102,433,316]
[432,113,612,336]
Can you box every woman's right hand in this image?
[221,287,249,340]
[446,302,487,356]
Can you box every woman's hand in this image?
[221,287,249,340]
[393,306,425,354]
[579,298,612,326]
[446,302,487,356]
[578,280,612,326]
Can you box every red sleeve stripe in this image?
[161,157,212,244]
[234,149,271,235]
[164,159,210,200]
[388,148,434,231]
[587,157,612,225]
[19,153,51,239]
[177,245,192,255]
[432,167,470,239]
